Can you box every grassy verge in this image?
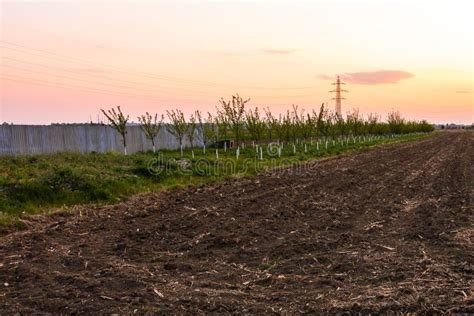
[0,133,433,230]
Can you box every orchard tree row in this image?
[101,94,434,154]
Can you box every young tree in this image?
[245,107,266,143]
[219,94,250,144]
[365,113,380,135]
[419,120,435,133]
[387,110,405,134]
[274,116,286,143]
[335,113,347,137]
[101,106,129,155]
[326,111,337,140]
[137,112,163,153]
[263,110,286,143]
[314,103,327,140]
[346,109,363,136]
[202,112,219,146]
[186,112,198,149]
[303,112,317,141]
[291,104,305,140]
[264,107,278,141]
[166,109,188,156]
[195,110,206,147]
[216,110,229,141]
[281,111,293,142]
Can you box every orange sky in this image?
[0,0,472,124]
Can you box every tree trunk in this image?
[122,134,127,155]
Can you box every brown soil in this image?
[1,131,473,313]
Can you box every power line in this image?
[0,75,174,101]
[0,40,316,91]
[1,75,323,119]
[2,60,316,99]
[1,44,217,88]
[1,74,317,101]
[2,56,220,93]
[1,64,221,98]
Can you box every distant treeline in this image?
[435,124,474,130]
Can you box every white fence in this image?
[0,124,202,155]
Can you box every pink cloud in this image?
[316,74,333,80]
[318,70,414,85]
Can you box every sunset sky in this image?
[0,0,472,124]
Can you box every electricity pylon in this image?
[330,76,348,117]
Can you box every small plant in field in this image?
[166,109,188,156]
[138,112,163,153]
[101,106,129,155]
[219,94,250,144]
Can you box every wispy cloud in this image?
[455,90,471,94]
[262,48,298,55]
[215,49,299,57]
[72,67,110,74]
[318,70,414,85]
